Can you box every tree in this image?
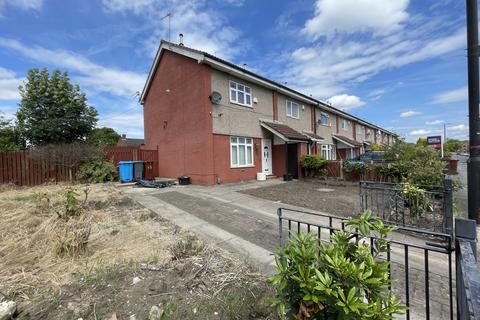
[416,137,427,147]
[87,127,120,147]
[0,116,25,151]
[16,68,98,146]
[444,138,462,154]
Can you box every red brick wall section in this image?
[142,50,215,185]
[272,144,286,177]
[213,134,262,184]
[272,91,278,121]
[298,143,308,178]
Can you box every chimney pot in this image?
[179,33,184,46]
[121,134,127,139]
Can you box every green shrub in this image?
[76,159,117,183]
[343,162,369,179]
[268,210,404,319]
[300,155,327,177]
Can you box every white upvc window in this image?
[321,144,335,160]
[347,148,356,159]
[286,100,300,119]
[341,119,348,131]
[230,136,254,167]
[356,124,364,134]
[229,80,252,107]
[366,128,372,137]
[319,113,329,126]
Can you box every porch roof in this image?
[302,131,324,142]
[333,135,363,148]
[260,121,310,142]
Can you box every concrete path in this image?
[120,179,455,319]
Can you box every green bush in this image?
[76,159,117,183]
[343,162,369,179]
[268,210,404,319]
[300,155,327,177]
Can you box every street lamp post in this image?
[466,0,480,222]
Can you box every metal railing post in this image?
[455,218,478,319]
[278,208,283,246]
[444,171,454,237]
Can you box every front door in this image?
[287,143,298,178]
[262,139,272,175]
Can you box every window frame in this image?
[229,80,253,107]
[286,100,300,119]
[321,144,335,160]
[341,119,349,131]
[319,113,330,126]
[356,124,364,134]
[230,136,254,168]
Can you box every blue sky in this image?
[0,0,469,141]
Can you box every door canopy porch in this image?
[260,121,310,143]
[333,135,363,149]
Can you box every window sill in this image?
[318,124,331,127]
[287,115,300,120]
[229,100,253,108]
[230,165,255,169]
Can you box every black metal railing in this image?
[277,207,455,320]
[359,175,453,234]
[455,218,480,319]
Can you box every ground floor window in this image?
[230,136,254,167]
[347,148,356,159]
[321,144,335,160]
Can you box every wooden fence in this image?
[324,160,395,182]
[104,147,158,180]
[0,147,159,186]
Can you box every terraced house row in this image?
[140,40,398,185]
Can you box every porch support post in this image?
[285,142,289,179]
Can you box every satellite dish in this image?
[210,91,222,104]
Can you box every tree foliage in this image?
[0,116,25,151]
[444,138,462,154]
[86,127,120,147]
[16,68,98,146]
[269,211,404,319]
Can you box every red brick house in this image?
[140,40,397,185]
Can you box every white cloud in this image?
[400,110,421,118]
[426,120,443,125]
[274,1,466,99]
[431,86,467,104]
[302,0,409,39]
[448,124,467,132]
[326,94,365,110]
[0,67,22,100]
[367,89,386,101]
[0,38,146,98]
[0,0,42,13]
[409,129,431,136]
[101,0,243,60]
[98,107,144,138]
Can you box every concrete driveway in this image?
[121,179,455,319]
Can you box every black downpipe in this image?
[466,0,480,223]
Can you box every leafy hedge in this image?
[300,155,327,177]
[76,159,117,183]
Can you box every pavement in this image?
[454,154,468,217]
[120,179,455,319]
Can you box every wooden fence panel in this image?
[0,147,159,186]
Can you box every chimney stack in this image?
[121,134,127,140]
[179,33,184,46]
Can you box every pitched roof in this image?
[302,131,324,141]
[260,121,310,142]
[117,138,145,147]
[333,135,363,147]
[141,40,398,137]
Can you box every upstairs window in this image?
[366,129,372,137]
[319,113,329,126]
[341,119,348,131]
[229,80,252,107]
[286,100,300,119]
[356,124,364,134]
[230,136,254,167]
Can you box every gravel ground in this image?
[239,179,362,217]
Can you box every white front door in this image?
[262,139,272,175]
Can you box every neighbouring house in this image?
[116,134,145,148]
[140,39,397,185]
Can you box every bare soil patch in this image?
[0,183,275,319]
[239,179,361,217]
